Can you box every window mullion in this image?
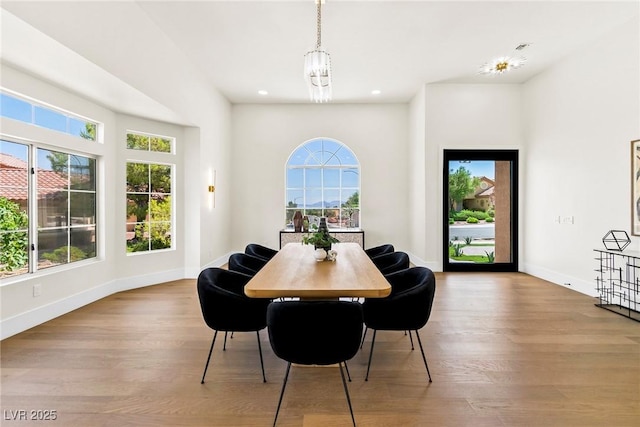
[29,144,37,273]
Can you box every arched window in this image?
[285,138,360,229]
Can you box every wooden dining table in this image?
[244,242,391,299]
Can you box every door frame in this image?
[442,149,519,272]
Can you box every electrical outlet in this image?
[33,283,42,297]
[553,216,561,224]
[562,216,574,224]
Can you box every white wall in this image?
[0,65,231,338]
[416,83,525,270]
[230,104,409,252]
[408,86,428,265]
[0,65,189,338]
[522,16,640,295]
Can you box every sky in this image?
[449,160,495,179]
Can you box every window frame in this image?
[285,138,361,230]
[1,89,98,142]
[125,130,176,255]
[1,137,99,280]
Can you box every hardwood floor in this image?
[2,272,639,426]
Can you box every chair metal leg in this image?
[414,330,432,383]
[273,362,292,427]
[223,331,228,351]
[339,362,357,427]
[359,327,368,349]
[364,329,377,381]
[200,330,218,384]
[408,330,414,350]
[256,331,266,383]
[344,360,352,382]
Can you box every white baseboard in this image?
[522,262,596,297]
[405,251,441,272]
[1,268,184,340]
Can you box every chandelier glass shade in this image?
[304,49,332,102]
[304,0,331,102]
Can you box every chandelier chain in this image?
[316,0,322,49]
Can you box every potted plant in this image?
[302,223,339,251]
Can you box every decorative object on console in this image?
[302,216,309,232]
[631,139,640,235]
[293,211,303,232]
[602,230,631,252]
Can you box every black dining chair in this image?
[197,267,271,383]
[371,251,410,275]
[228,252,268,276]
[364,244,395,259]
[267,300,364,427]
[245,243,278,262]
[362,266,436,382]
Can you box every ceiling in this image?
[1,1,638,111]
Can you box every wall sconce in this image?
[208,169,216,210]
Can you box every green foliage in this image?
[470,211,489,220]
[487,209,495,218]
[448,167,481,213]
[126,196,172,252]
[485,251,495,263]
[41,246,87,264]
[344,191,359,208]
[80,122,96,141]
[449,242,464,257]
[302,224,340,249]
[464,236,472,244]
[486,217,494,223]
[452,209,491,221]
[0,197,29,272]
[466,217,479,224]
[127,133,171,153]
[448,218,454,225]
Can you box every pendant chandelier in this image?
[304,0,332,103]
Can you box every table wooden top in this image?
[244,242,391,299]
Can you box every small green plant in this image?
[464,236,472,245]
[301,224,339,249]
[485,251,495,263]
[486,217,494,223]
[452,243,464,257]
[449,218,454,224]
[466,217,479,224]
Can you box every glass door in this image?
[443,149,518,272]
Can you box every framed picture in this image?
[632,140,640,235]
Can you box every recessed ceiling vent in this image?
[515,43,530,51]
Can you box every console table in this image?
[280,229,364,249]
[594,248,640,322]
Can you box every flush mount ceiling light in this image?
[479,43,529,75]
[304,0,331,103]
[479,56,526,75]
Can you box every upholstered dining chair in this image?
[364,244,395,259]
[197,267,271,383]
[245,243,278,262]
[371,251,410,275]
[228,252,268,276]
[362,266,436,382]
[267,300,364,427]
